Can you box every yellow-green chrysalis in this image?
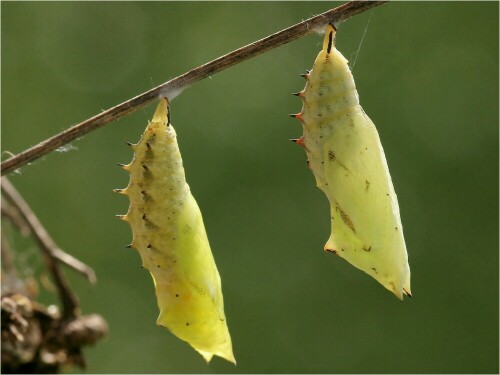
[291,25,412,300]
[116,99,235,363]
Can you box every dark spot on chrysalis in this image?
[142,164,152,180]
[175,294,179,297]
[336,204,356,233]
[141,190,152,202]
[363,245,372,252]
[327,30,333,54]
[167,104,171,125]
[186,322,190,326]
[147,244,152,248]
[328,150,336,161]
[365,180,370,192]
[142,214,158,230]
[144,142,154,159]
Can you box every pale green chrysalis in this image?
[116,99,235,363]
[292,25,412,300]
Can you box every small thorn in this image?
[290,137,305,147]
[292,92,304,97]
[113,188,126,194]
[125,244,132,248]
[125,142,134,147]
[117,163,127,168]
[289,113,304,122]
[299,70,311,79]
[115,214,127,221]
[403,288,412,298]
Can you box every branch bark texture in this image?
[1,1,386,176]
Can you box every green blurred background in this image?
[2,2,498,373]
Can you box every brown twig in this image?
[0,1,386,176]
[2,204,31,236]
[1,177,96,319]
[1,233,17,279]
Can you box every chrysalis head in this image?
[322,23,337,57]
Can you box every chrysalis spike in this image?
[125,244,133,248]
[299,73,310,79]
[289,137,305,147]
[117,163,129,170]
[403,288,412,298]
[115,214,128,221]
[113,188,127,195]
[289,113,304,122]
[125,141,135,147]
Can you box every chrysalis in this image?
[116,99,235,363]
[291,25,412,300]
